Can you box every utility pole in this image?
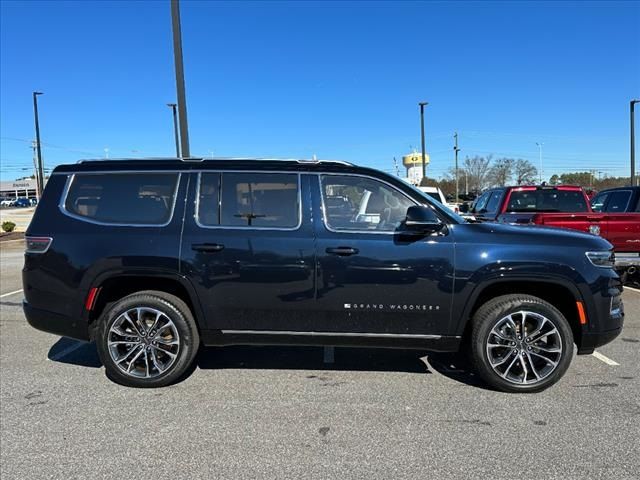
[393,157,399,177]
[31,141,41,198]
[167,103,181,157]
[631,100,639,187]
[419,102,428,183]
[454,132,460,203]
[536,142,543,183]
[32,91,44,198]
[171,0,190,158]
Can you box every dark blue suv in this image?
[23,158,624,392]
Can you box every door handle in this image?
[326,246,359,256]
[192,243,225,253]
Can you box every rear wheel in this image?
[96,290,200,388]
[470,294,574,393]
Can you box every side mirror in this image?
[404,206,444,233]
[458,203,469,213]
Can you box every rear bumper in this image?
[23,301,90,341]
[615,253,640,268]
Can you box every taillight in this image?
[25,236,52,254]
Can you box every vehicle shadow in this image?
[47,338,489,389]
[197,346,432,374]
[47,337,102,368]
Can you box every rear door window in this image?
[198,172,300,229]
[64,173,179,225]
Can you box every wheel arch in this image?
[83,270,205,340]
[456,276,585,349]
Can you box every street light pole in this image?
[32,91,44,198]
[419,102,428,183]
[536,142,543,183]
[167,103,181,157]
[631,99,639,187]
[454,132,460,203]
[171,0,190,158]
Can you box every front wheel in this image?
[470,294,574,393]
[96,290,200,388]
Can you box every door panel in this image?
[312,174,455,335]
[181,172,317,331]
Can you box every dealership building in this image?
[0,178,41,199]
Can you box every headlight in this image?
[585,251,615,268]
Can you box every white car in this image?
[1,199,16,207]
[417,186,459,213]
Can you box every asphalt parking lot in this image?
[1,239,638,479]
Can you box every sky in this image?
[1,0,639,182]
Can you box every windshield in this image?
[506,189,588,212]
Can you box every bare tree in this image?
[513,159,538,185]
[488,158,514,187]
[463,155,492,192]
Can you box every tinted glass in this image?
[636,195,640,212]
[591,192,608,212]
[472,192,490,213]
[321,175,415,231]
[64,173,178,224]
[506,189,588,212]
[198,173,221,226]
[485,191,503,213]
[604,191,632,212]
[219,173,299,228]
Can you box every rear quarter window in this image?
[63,173,179,225]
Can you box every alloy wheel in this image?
[485,310,563,385]
[107,307,180,379]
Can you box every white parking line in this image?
[0,239,25,244]
[624,286,640,294]
[49,342,86,361]
[592,351,620,366]
[0,289,23,299]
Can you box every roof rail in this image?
[76,157,354,166]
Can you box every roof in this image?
[52,157,358,174]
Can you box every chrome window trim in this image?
[51,169,189,176]
[58,172,182,228]
[317,173,423,236]
[194,171,303,231]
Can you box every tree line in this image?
[420,156,631,200]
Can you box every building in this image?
[402,151,430,185]
[0,178,40,199]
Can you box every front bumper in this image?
[23,301,90,341]
[576,287,624,354]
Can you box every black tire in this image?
[96,290,200,388]
[470,294,574,393]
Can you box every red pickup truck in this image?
[467,185,640,283]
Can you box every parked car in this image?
[468,185,590,223]
[1,198,16,207]
[24,158,623,392]
[532,186,640,284]
[417,186,459,213]
[13,198,31,208]
[29,197,38,206]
